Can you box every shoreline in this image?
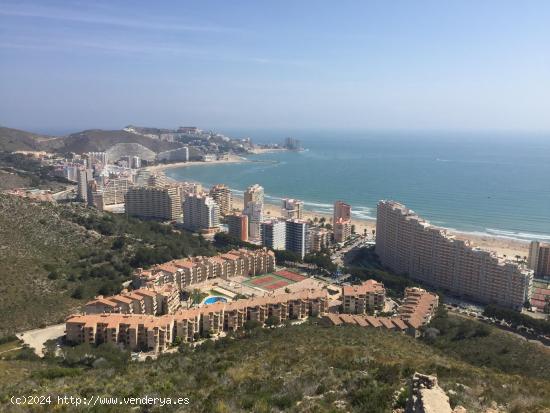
[144,154,249,172]
[150,157,531,258]
[232,194,377,238]
[231,195,529,258]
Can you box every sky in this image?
[0,0,549,133]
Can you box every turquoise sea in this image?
[166,130,550,242]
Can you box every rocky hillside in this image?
[56,129,182,154]
[0,126,184,154]
[0,126,60,152]
[1,321,549,412]
[0,194,214,336]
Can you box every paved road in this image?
[16,324,65,357]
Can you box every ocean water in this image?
[166,130,550,241]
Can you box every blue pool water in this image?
[204,296,228,305]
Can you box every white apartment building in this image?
[183,193,220,232]
[261,219,287,250]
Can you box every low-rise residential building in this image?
[66,289,328,352]
[342,279,386,314]
[325,286,438,337]
[136,248,276,289]
[397,287,439,337]
[84,286,179,316]
[66,314,175,353]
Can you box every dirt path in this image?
[16,324,65,357]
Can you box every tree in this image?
[243,320,262,331]
[71,287,83,299]
[274,250,302,264]
[265,316,279,327]
[304,252,337,272]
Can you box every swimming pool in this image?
[203,296,228,305]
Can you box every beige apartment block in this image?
[125,185,182,221]
[66,314,175,353]
[376,201,533,310]
[84,287,177,316]
[209,184,232,215]
[136,248,276,289]
[528,241,550,278]
[342,279,386,314]
[67,289,328,352]
[309,227,330,252]
[398,287,439,336]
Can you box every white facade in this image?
[183,193,220,232]
[261,220,287,250]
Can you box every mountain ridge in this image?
[0,126,183,154]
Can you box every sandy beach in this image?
[232,194,376,237]
[145,154,248,172]
[147,157,530,259]
[231,195,529,258]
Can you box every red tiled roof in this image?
[324,314,343,325]
[342,279,385,296]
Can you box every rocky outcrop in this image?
[405,373,453,413]
[106,142,157,161]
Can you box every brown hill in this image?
[0,126,59,152]
[0,126,184,154]
[54,129,182,154]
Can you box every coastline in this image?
[231,194,376,238]
[153,158,530,259]
[231,195,529,258]
[144,154,248,172]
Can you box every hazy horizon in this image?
[1,0,550,132]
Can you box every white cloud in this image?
[0,2,238,33]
